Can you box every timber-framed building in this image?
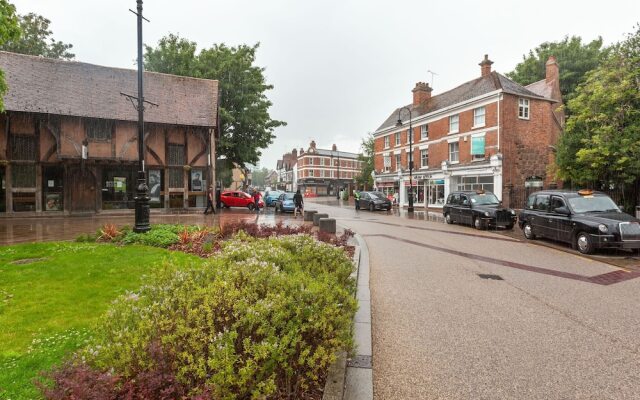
[0,51,219,216]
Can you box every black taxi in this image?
[443,190,517,230]
[519,189,640,254]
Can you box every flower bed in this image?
[43,224,357,399]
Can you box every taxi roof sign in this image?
[577,189,594,196]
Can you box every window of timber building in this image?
[102,166,137,210]
[43,166,64,211]
[85,118,114,141]
[167,144,185,188]
[10,135,37,212]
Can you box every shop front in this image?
[427,178,446,208]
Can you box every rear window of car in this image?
[284,193,295,200]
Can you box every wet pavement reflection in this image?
[0,209,304,246]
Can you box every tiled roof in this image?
[0,51,218,127]
[525,79,554,99]
[310,148,360,159]
[376,71,550,132]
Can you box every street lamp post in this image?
[133,0,150,232]
[396,107,414,213]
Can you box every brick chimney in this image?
[479,54,493,77]
[299,147,304,155]
[412,82,433,106]
[332,144,337,151]
[545,55,559,83]
[292,148,298,158]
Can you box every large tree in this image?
[145,34,286,168]
[0,12,74,60]
[354,133,374,190]
[507,36,606,103]
[0,0,20,111]
[556,26,640,194]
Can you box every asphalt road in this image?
[307,200,640,400]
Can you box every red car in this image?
[220,191,265,210]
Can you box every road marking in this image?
[363,234,640,286]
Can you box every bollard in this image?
[313,213,329,226]
[304,210,317,222]
[318,218,336,234]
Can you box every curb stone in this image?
[323,228,373,400]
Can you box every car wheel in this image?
[523,222,536,239]
[576,232,594,254]
[247,203,255,211]
[445,213,453,224]
[473,217,485,230]
[369,203,374,212]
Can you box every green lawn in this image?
[0,242,200,400]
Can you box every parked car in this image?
[359,191,392,211]
[220,190,264,210]
[519,189,640,254]
[443,190,516,230]
[273,192,296,213]
[264,190,284,206]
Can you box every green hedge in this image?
[84,233,357,398]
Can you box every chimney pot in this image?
[479,54,494,77]
[332,144,337,151]
[412,82,433,106]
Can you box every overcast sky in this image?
[11,0,640,170]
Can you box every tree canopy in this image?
[556,26,640,187]
[354,133,374,189]
[145,34,286,169]
[507,36,606,103]
[0,0,20,111]
[0,12,74,60]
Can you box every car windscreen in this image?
[369,192,387,200]
[470,193,500,205]
[567,195,620,213]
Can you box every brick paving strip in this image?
[364,233,640,286]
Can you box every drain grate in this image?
[478,274,503,280]
[347,355,372,369]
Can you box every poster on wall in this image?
[45,194,62,211]
[149,170,161,202]
[191,170,203,191]
[114,177,126,193]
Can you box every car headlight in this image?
[484,211,490,217]
[510,210,516,215]
[598,224,608,233]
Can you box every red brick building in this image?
[296,141,363,196]
[372,55,563,208]
[0,51,219,215]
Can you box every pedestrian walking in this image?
[293,189,304,217]
[204,186,216,214]
[252,188,262,214]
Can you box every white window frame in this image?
[383,154,391,173]
[420,148,429,169]
[449,114,459,134]
[395,154,401,171]
[384,135,390,149]
[395,132,401,146]
[449,141,460,164]
[420,124,429,140]
[473,106,486,128]
[518,98,530,120]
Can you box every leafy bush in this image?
[120,226,181,248]
[47,234,357,399]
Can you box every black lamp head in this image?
[396,119,402,127]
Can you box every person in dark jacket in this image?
[293,189,304,217]
[204,186,216,214]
